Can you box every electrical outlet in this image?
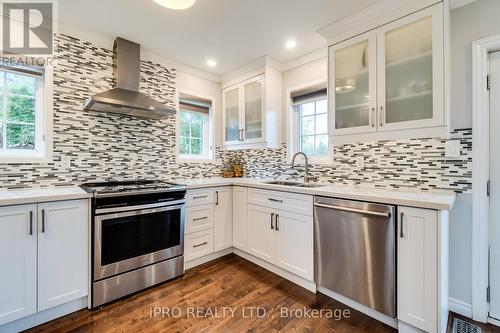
[61,156,71,168]
[445,140,462,159]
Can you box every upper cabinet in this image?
[329,3,446,139]
[222,61,282,150]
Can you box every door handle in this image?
[271,213,275,230]
[215,191,219,205]
[380,106,384,127]
[29,211,33,235]
[400,212,405,238]
[41,209,45,233]
[241,128,245,141]
[276,214,280,231]
[371,107,375,127]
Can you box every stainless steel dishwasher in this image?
[314,196,396,318]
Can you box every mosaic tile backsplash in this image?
[0,33,472,193]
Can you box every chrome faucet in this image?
[291,152,310,183]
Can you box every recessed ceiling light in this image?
[207,59,217,67]
[153,0,196,10]
[285,40,297,49]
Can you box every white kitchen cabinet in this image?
[275,210,314,280]
[214,187,232,251]
[232,186,248,251]
[0,204,37,325]
[185,204,214,234]
[329,3,445,138]
[185,229,214,261]
[37,200,89,311]
[397,206,448,333]
[247,204,276,263]
[222,62,281,150]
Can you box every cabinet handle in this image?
[380,106,384,127]
[41,209,45,233]
[241,128,245,141]
[193,195,208,199]
[271,213,275,230]
[268,198,283,203]
[193,241,208,248]
[29,211,33,235]
[371,107,375,127]
[239,129,244,141]
[215,191,219,205]
[276,214,280,231]
[400,212,405,238]
[193,216,208,221]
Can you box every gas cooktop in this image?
[80,180,186,197]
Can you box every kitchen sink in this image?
[263,180,325,188]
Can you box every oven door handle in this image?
[95,199,186,215]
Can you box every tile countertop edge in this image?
[173,178,457,211]
[0,186,93,207]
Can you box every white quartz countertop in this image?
[173,177,456,211]
[0,186,92,206]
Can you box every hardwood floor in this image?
[25,254,396,333]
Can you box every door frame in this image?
[471,33,500,323]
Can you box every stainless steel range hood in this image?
[83,37,175,119]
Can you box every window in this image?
[178,93,213,161]
[0,65,47,160]
[291,86,329,159]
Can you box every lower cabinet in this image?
[214,187,232,251]
[397,206,447,333]
[232,186,248,251]
[247,204,276,263]
[247,203,314,281]
[185,229,214,261]
[0,204,37,325]
[0,199,89,325]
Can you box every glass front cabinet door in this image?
[223,75,265,146]
[329,31,377,135]
[329,4,444,136]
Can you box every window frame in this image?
[287,80,331,165]
[0,61,53,163]
[176,90,215,164]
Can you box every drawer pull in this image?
[193,195,208,199]
[29,211,33,235]
[268,198,283,203]
[193,241,208,248]
[193,216,208,221]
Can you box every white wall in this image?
[281,56,327,143]
[176,71,222,145]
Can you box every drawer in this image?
[185,204,214,234]
[247,188,313,216]
[186,189,214,207]
[185,229,214,261]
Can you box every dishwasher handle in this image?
[314,202,391,218]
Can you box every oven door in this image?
[94,203,184,281]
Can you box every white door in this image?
[489,50,500,321]
[223,86,241,145]
[242,75,265,143]
[214,187,232,251]
[0,204,37,325]
[232,186,248,251]
[275,210,314,280]
[38,200,89,311]
[247,204,276,263]
[397,206,438,333]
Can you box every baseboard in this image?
[449,297,472,318]
[233,249,317,292]
[317,286,398,329]
[0,297,87,333]
[185,248,233,270]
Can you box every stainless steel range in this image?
[81,180,186,308]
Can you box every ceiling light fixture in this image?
[285,40,297,49]
[153,0,196,10]
[207,59,217,67]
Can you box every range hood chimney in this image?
[83,37,176,119]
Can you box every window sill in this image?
[0,151,51,164]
